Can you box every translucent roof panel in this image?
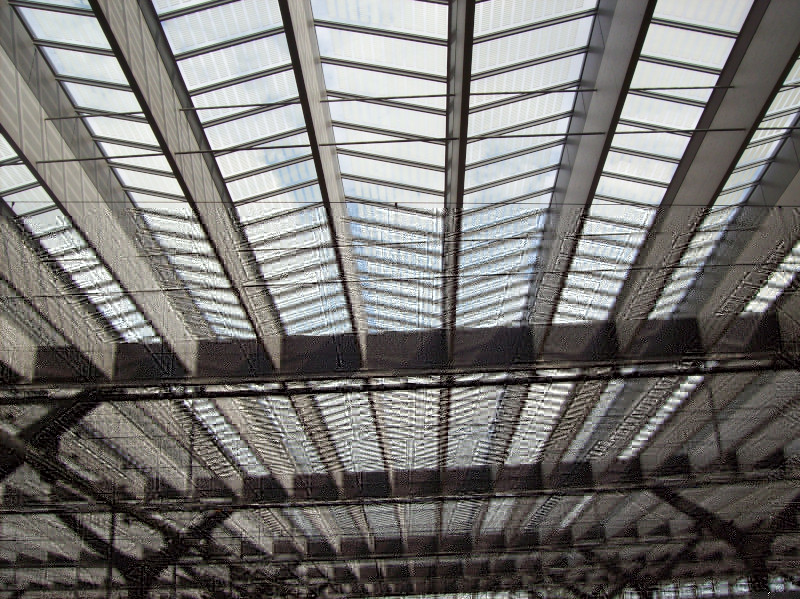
[471,15,595,74]
[376,387,438,470]
[474,0,597,38]
[160,0,282,55]
[315,393,383,471]
[312,0,447,39]
[316,27,447,76]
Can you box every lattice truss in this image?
[0,0,799,598]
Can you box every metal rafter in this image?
[277,0,368,358]
[89,0,283,364]
[613,0,800,341]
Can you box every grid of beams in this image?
[1,1,800,598]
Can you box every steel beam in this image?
[89,0,282,365]
[0,13,197,373]
[613,0,800,341]
[0,313,787,389]
[0,214,115,379]
[277,0,368,359]
[529,0,654,330]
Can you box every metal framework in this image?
[1,0,799,598]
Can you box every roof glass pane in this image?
[4,186,54,216]
[191,70,297,123]
[322,64,447,111]
[603,152,677,185]
[380,389,439,469]
[611,124,690,158]
[333,127,444,166]
[64,83,141,113]
[338,154,443,192]
[619,95,704,130]
[466,117,569,165]
[18,7,109,49]
[475,0,597,37]
[465,144,563,189]
[178,35,291,92]
[100,143,171,172]
[470,54,585,108]
[653,0,752,33]
[205,105,306,149]
[316,26,447,76]
[236,185,320,223]
[311,0,448,39]
[227,160,317,203]
[630,61,717,103]
[464,170,556,206]
[41,47,127,83]
[84,117,159,146]
[161,0,282,55]
[315,393,383,471]
[115,169,184,196]
[330,101,445,138]
[214,133,311,178]
[0,164,37,193]
[469,92,576,135]
[471,16,594,74]
[641,24,734,69]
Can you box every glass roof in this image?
[3,1,800,594]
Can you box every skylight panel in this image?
[160,0,282,55]
[447,386,502,467]
[619,95,704,130]
[323,64,447,111]
[468,92,576,135]
[744,241,800,313]
[466,117,569,165]
[115,169,184,196]
[63,84,141,113]
[330,101,445,138]
[338,155,443,192]
[311,0,448,39]
[640,24,735,70]
[84,117,159,146]
[192,73,298,126]
[333,127,444,166]
[474,0,598,38]
[177,35,292,92]
[464,170,557,207]
[204,105,307,149]
[380,389,439,469]
[41,47,126,84]
[506,382,573,464]
[630,61,717,103]
[226,160,317,203]
[465,144,563,189]
[653,0,751,33]
[470,54,585,108]
[0,165,36,193]
[316,27,447,76]
[18,7,109,49]
[620,375,704,459]
[315,393,383,472]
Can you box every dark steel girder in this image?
[0,314,787,393]
[2,460,796,515]
[0,391,99,482]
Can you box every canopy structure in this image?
[0,0,799,597]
